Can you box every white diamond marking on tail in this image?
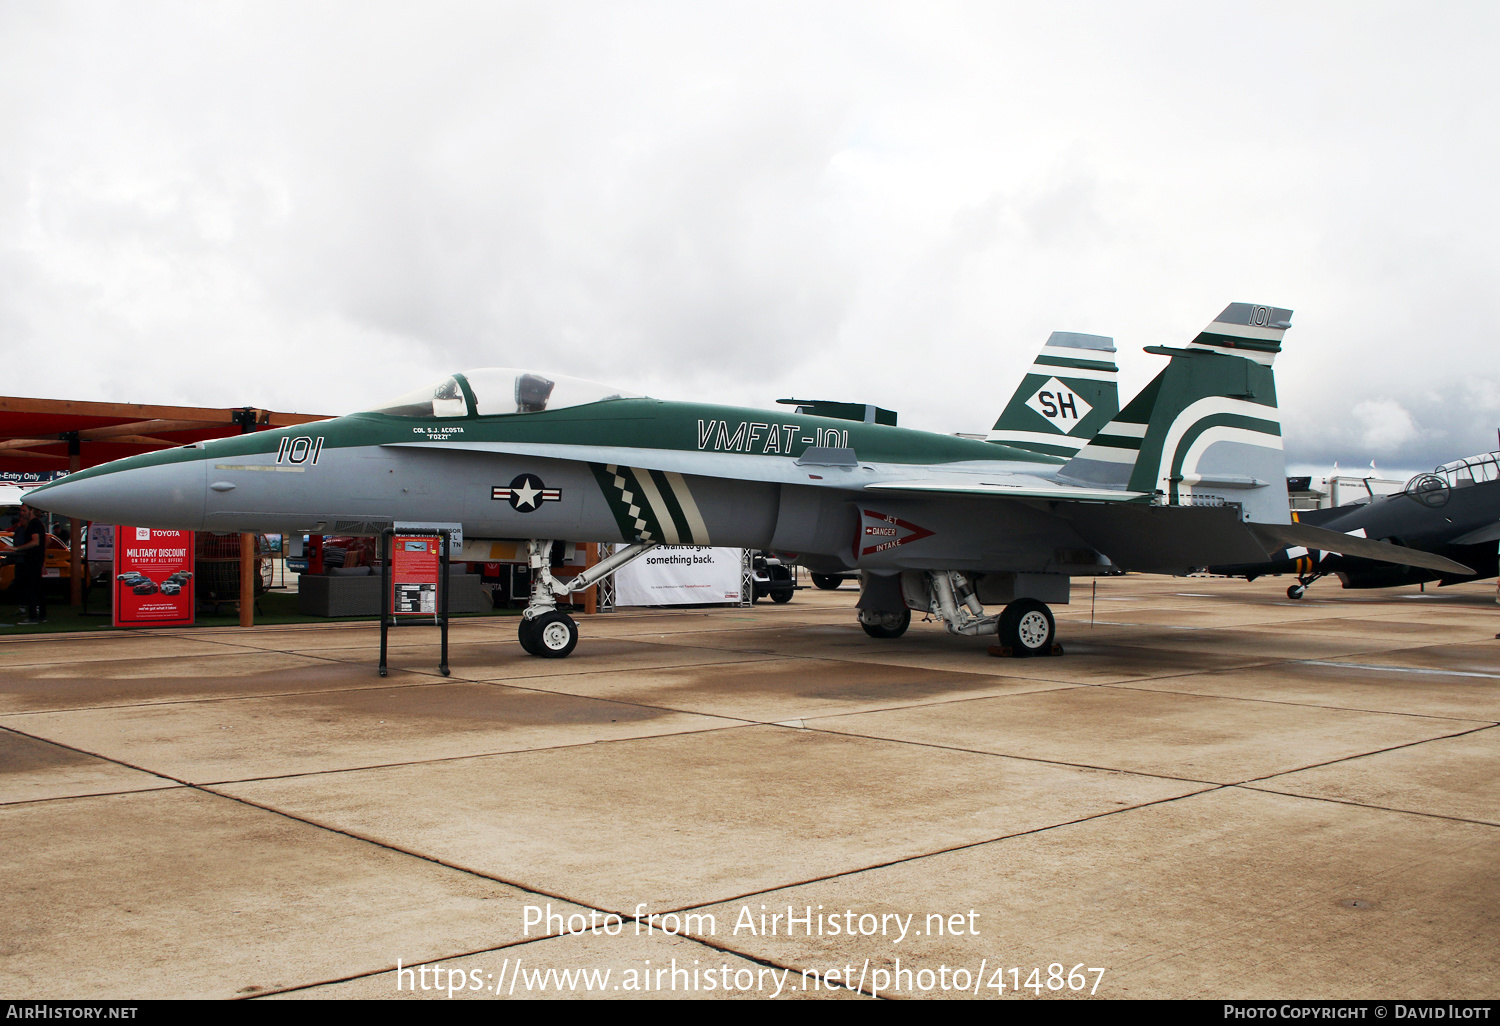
[1024,377,1093,428]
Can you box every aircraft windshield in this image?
[1432,451,1500,489]
[364,369,645,418]
[365,376,470,418]
[462,368,645,415]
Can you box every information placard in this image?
[380,529,451,678]
[390,536,441,615]
[86,523,115,562]
[112,526,195,627]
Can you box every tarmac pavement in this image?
[1,575,1496,1000]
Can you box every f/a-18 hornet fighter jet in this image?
[28,303,1468,658]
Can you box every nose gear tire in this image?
[520,611,578,658]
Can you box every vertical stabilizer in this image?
[987,331,1118,459]
[1059,303,1293,524]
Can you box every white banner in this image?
[614,546,743,606]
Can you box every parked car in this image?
[749,552,795,603]
[0,528,77,592]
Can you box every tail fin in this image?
[1059,303,1293,524]
[987,331,1119,459]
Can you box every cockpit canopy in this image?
[1403,450,1499,508]
[1432,451,1499,488]
[366,369,646,419]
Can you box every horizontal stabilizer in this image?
[1056,502,1272,573]
[1248,522,1476,576]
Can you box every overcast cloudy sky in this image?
[3,1,1497,475]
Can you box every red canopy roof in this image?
[0,395,332,476]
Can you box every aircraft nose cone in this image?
[27,459,207,529]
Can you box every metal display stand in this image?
[739,548,754,608]
[597,543,615,612]
[379,527,452,678]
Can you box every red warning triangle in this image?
[858,509,935,558]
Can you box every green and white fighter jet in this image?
[28,303,1469,658]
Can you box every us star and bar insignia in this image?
[492,473,562,512]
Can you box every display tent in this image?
[1,394,330,613]
[0,395,329,476]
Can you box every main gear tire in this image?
[998,599,1055,657]
[812,574,844,590]
[860,607,911,639]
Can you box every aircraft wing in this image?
[385,440,834,486]
[383,440,1471,576]
[1248,521,1473,574]
[864,480,1148,502]
[381,440,1079,493]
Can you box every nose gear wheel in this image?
[520,610,578,658]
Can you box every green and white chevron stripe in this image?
[591,463,712,544]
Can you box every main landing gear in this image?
[517,539,658,658]
[856,571,1061,657]
[996,598,1056,657]
[859,607,911,639]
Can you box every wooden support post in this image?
[239,533,255,627]
[69,517,83,606]
[68,444,83,607]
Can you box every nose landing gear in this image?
[516,539,658,658]
[519,609,579,658]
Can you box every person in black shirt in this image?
[11,503,47,624]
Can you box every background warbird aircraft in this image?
[29,303,1470,659]
[1212,449,1500,599]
